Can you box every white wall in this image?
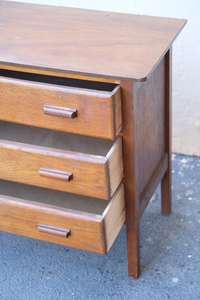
[8,0,200,156]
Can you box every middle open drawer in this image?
[0,123,123,200]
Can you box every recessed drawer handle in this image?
[44,104,77,119]
[38,223,71,238]
[39,167,73,182]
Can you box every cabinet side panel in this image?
[135,58,165,200]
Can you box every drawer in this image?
[0,182,125,255]
[0,128,123,200]
[0,69,122,140]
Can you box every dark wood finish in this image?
[0,76,121,139]
[38,223,71,238]
[121,81,140,278]
[43,104,77,119]
[0,1,186,81]
[0,183,125,254]
[39,168,73,182]
[161,48,172,214]
[135,58,165,200]
[121,55,170,279]
[0,2,186,278]
[139,153,168,219]
[0,137,123,200]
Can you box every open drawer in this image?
[0,69,122,140]
[0,122,123,200]
[0,182,125,254]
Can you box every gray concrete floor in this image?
[0,153,200,300]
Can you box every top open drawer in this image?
[0,69,122,140]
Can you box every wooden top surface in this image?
[0,1,186,81]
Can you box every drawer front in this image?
[0,76,122,140]
[0,137,123,200]
[0,183,125,254]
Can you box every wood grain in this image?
[121,80,141,278]
[0,1,186,81]
[0,183,125,254]
[122,58,166,278]
[161,48,172,214]
[0,193,105,254]
[114,85,123,136]
[0,179,109,214]
[103,183,126,252]
[135,58,166,200]
[0,1,186,278]
[0,64,120,84]
[0,137,123,200]
[106,137,124,198]
[0,76,121,139]
[139,153,168,219]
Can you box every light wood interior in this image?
[107,137,124,197]
[0,121,114,156]
[103,184,125,251]
[0,179,108,215]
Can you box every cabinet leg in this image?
[161,47,172,214]
[161,166,171,214]
[126,194,140,279]
[121,80,140,278]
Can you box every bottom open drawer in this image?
[0,181,125,255]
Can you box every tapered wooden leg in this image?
[161,48,172,214]
[121,81,140,279]
[125,187,140,278]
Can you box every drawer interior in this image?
[0,69,118,92]
[0,179,108,215]
[0,121,114,156]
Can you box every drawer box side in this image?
[103,184,126,253]
[106,137,124,198]
[113,85,123,137]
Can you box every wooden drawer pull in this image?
[38,223,71,238]
[39,167,73,182]
[44,104,77,119]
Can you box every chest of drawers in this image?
[0,1,186,278]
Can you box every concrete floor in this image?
[0,153,200,300]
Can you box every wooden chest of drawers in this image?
[0,1,186,278]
